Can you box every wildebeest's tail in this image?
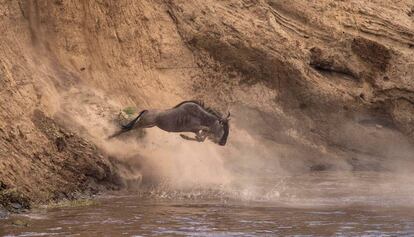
[122,110,148,130]
[107,110,148,139]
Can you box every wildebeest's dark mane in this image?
[173,100,223,119]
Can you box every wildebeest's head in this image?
[209,112,230,146]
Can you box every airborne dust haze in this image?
[51,85,414,208]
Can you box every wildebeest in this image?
[108,101,230,146]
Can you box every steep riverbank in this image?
[0,0,413,210]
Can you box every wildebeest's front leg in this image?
[179,134,198,141]
[180,130,208,142]
[195,130,208,142]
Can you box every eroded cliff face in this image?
[0,0,413,208]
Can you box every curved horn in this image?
[227,112,231,119]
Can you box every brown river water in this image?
[1,172,414,236]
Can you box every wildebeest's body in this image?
[157,103,218,132]
[109,101,230,145]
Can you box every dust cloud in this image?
[50,86,288,196]
[50,85,414,206]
